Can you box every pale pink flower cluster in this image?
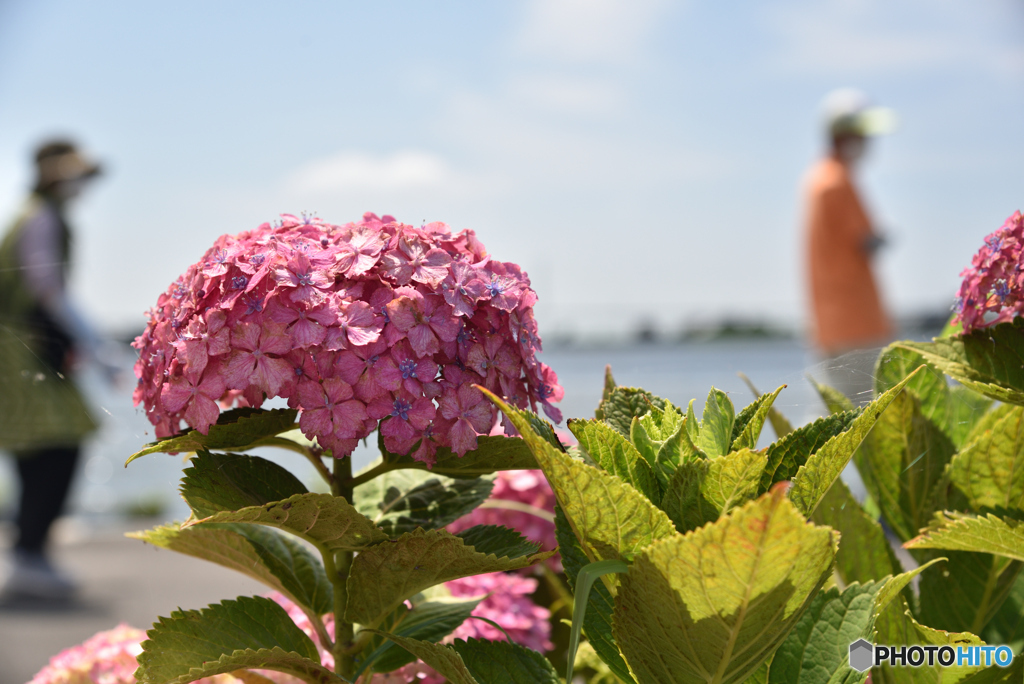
[28,624,236,684]
[447,470,558,569]
[133,212,563,462]
[954,210,1024,333]
[445,571,553,653]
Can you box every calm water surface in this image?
[0,339,853,524]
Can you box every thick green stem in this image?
[345,459,401,489]
[331,456,355,679]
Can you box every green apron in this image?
[0,196,97,451]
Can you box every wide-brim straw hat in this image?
[33,140,103,193]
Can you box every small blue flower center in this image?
[391,398,412,421]
[399,359,418,379]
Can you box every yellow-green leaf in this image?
[730,385,785,452]
[661,448,766,534]
[129,522,332,617]
[186,492,388,553]
[481,388,676,566]
[345,527,552,626]
[899,320,1024,406]
[907,512,1024,563]
[811,477,900,585]
[612,486,837,684]
[697,387,735,457]
[362,631,478,684]
[126,408,299,464]
[135,596,339,684]
[948,406,1024,512]
[854,390,956,543]
[790,370,919,518]
[569,418,659,502]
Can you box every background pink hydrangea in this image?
[34,579,551,684]
[953,210,1024,333]
[133,212,563,462]
[447,469,559,570]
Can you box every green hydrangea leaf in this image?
[129,522,332,617]
[596,364,618,420]
[872,595,988,684]
[811,477,900,585]
[345,527,553,626]
[947,406,1024,512]
[906,512,1024,563]
[135,595,338,684]
[810,376,856,414]
[612,486,837,684]
[916,549,1021,636]
[179,450,308,519]
[661,448,766,534]
[126,408,299,464]
[730,385,785,452]
[898,320,1024,406]
[186,492,388,553]
[353,468,494,536]
[450,638,560,683]
[359,598,483,675]
[875,344,996,450]
[555,507,635,684]
[630,415,660,467]
[790,371,920,518]
[599,386,668,436]
[769,559,943,684]
[739,372,795,439]
[686,398,700,442]
[362,631,478,684]
[769,582,884,684]
[652,417,706,491]
[639,400,684,442]
[697,387,736,457]
[481,388,676,567]
[569,418,659,502]
[454,524,541,559]
[946,386,997,451]
[854,390,957,543]
[380,434,539,478]
[760,411,861,493]
[982,573,1024,654]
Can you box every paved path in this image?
[0,519,264,684]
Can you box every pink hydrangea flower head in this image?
[954,210,1024,333]
[133,214,562,461]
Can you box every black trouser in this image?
[12,307,80,554]
[13,447,80,554]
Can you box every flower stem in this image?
[345,460,401,489]
[331,456,355,679]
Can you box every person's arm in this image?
[17,207,105,357]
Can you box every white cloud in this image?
[516,0,672,64]
[765,0,1024,76]
[285,150,458,195]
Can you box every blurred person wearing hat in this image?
[803,89,896,406]
[0,139,119,602]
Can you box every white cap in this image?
[821,88,897,137]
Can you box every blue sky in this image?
[1,0,1021,338]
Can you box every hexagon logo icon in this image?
[849,639,874,673]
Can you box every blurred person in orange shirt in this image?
[803,89,896,405]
